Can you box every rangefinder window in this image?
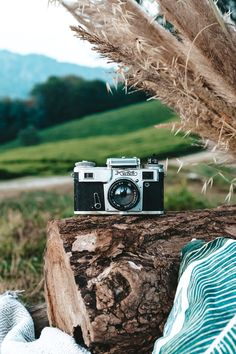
[84,172,94,179]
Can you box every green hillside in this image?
[39,100,175,142]
[0,129,199,179]
[1,101,175,151]
[0,101,200,178]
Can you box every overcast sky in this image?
[0,0,109,67]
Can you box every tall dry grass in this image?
[51,0,236,157]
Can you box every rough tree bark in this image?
[44,206,236,354]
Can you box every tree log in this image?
[44,206,236,354]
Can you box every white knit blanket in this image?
[0,292,90,354]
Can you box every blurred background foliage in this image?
[0,76,146,145]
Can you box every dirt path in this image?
[0,176,72,198]
[166,151,229,166]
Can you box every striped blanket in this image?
[153,237,236,354]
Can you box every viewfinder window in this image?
[142,171,154,180]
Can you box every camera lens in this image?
[108,179,140,211]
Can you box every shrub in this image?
[18,125,41,146]
[165,186,212,211]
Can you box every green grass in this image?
[0,100,201,178]
[0,126,199,178]
[0,190,72,304]
[40,100,176,142]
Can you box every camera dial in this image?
[108,179,140,211]
[147,156,159,165]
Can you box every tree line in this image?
[0,75,146,145]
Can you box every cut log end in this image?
[44,206,236,354]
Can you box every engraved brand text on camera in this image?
[115,170,138,176]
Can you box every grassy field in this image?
[0,189,72,304]
[0,127,200,177]
[40,99,176,142]
[0,101,200,178]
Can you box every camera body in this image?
[73,157,164,215]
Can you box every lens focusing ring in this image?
[108,179,140,211]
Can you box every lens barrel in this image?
[108,179,140,211]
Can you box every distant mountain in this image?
[0,50,111,99]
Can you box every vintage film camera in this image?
[73,156,164,215]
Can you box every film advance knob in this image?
[147,156,159,165]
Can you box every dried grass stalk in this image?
[51,0,236,157]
